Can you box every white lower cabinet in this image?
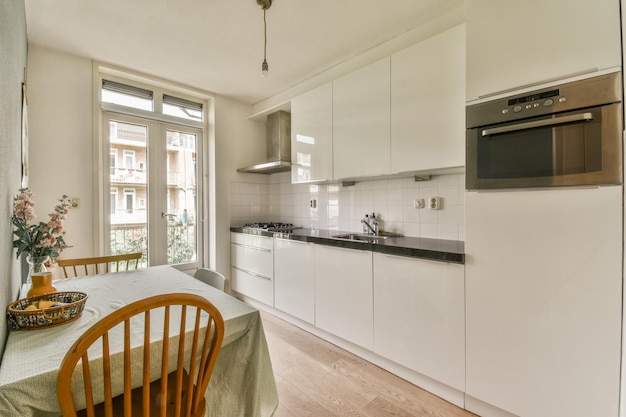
[231,232,467,407]
[314,245,374,350]
[274,238,315,324]
[465,188,622,417]
[373,253,465,391]
[230,233,274,306]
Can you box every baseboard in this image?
[465,395,520,417]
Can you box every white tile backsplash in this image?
[230,172,465,241]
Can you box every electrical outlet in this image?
[71,198,81,209]
[413,198,425,209]
[309,199,317,208]
[429,196,442,210]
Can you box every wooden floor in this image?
[260,311,478,417]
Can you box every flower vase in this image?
[27,272,57,297]
[26,255,50,285]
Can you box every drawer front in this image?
[230,242,273,278]
[230,266,274,306]
[231,232,273,250]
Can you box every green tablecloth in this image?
[0,265,278,417]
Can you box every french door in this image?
[103,112,203,269]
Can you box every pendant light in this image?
[257,0,272,77]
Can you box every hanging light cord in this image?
[259,0,270,76]
[263,9,267,62]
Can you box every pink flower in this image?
[13,198,36,221]
[36,235,56,248]
[12,188,72,259]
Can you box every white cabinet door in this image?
[373,253,465,391]
[274,238,315,324]
[333,57,390,179]
[391,24,465,174]
[465,187,622,417]
[290,83,333,183]
[466,0,621,101]
[314,245,373,350]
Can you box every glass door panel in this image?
[164,129,197,265]
[107,118,148,267]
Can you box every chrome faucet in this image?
[371,213,379,235]
[361,213,379,236]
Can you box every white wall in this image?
[26,46,267,279]
[27,46,94,260]
[230,172,465,241]
[0,0,27,358]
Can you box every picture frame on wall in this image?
[21,81,28,188]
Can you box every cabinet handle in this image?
[232,266,271,281]
[377,253,451,265]
[232,242,272,253]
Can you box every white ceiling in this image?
[25,0,464,105]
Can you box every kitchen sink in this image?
[332,233,390,243]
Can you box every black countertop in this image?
[229,227,465,264]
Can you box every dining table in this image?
[0,265,279,417]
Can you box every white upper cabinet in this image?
[391,24,465,174]
[466,0,622,102]
[290,83,333,183]
[332,57,391,180]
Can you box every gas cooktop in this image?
[242,222,301,232]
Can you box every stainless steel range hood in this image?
[237,110,291,174]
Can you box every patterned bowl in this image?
[6,292,88,330]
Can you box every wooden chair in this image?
[57,252,143,278]
[56,293,225,417]
[193,268,228,292]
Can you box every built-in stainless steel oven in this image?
[466,71,623,190]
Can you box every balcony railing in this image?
[110,168,147,184]
[110,222,196,265]
[110,168,194,190]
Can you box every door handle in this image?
[161,212,176,219]
[482,112,593,137]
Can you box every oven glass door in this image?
[466,103,622,189]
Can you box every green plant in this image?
[167,223,196,264]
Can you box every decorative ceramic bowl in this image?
[6,292,88,330]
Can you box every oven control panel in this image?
[466,71,621,129]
